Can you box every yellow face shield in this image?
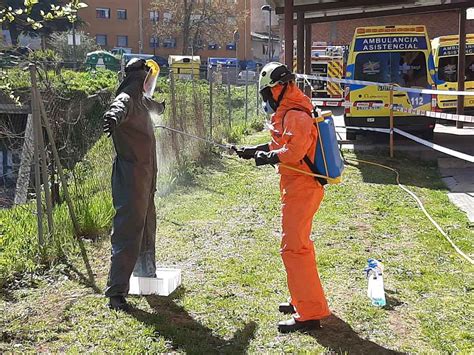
[143,59,160,98]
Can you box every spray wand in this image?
[155,125,231,151]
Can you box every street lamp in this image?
[233,30,240,82]
[261,4,272,62]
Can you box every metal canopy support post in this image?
[209,68,213,139]
[297,11,305,74]
[304,23,312,97]
[389,86,394,158]
[457,7,466,129]
[284,0,294,68]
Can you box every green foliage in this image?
[0,0,87,28]
[28,48,61,63]
[2,66,117,95]
[28,48,61,70]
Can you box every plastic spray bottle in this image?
[365,258,386,307]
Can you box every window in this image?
[190,14,201,24]
[226,42,236,50]
[438,55,474,82]
[96,34,107,46]
[150,36,159,48]
[117,35,128,47]
[117,9,127,20]
[96,8,110,19]
[354,51,428,87]
[163,12,172,23]
[163,38,177,48]
[150,10,159,22]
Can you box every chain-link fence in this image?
[0,60,263,288]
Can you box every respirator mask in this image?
[260,84,289,115]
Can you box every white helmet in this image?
[259,62,295,93]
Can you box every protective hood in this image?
[271,82,313,115]
[116,70,148,99]
[116,58,149,98]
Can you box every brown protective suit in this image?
[104,70,164,297]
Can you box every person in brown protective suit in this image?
[103,58,165,311]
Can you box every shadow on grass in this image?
[345,151,444,190]
[310,314,405,355]
[130,288,257,354]
[383,290,405,311]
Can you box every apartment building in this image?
[78,0,270,61]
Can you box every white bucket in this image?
[129,268,181,296]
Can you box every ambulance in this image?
[344,25,437,140]
[294,42,345,103]
[309,43,345,102]
[431,34,474,112]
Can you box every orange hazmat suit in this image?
[268,83,331,321]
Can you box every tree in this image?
[150,0,246,55]
[49,30,98,63]
[0,0,87,45]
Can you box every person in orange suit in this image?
[232,62,330,333]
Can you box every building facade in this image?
[78,0,278,61]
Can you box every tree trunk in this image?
[9,23,19,46]
[181,0,192,55]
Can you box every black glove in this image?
[103,112,117,137]
[230,143,270,160]
[255,151,280,166]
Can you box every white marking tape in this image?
[297,73,474,96]
[313,99,474,123]
[339,126,474,163]
[344,126,391,134]
[393,128,474,163]
[393,106,474,123]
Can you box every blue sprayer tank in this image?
[314,110,344,184]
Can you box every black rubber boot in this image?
[278,302,296,314]
[108,296,130,312]
[278,318,321,333]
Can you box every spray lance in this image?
[155,125,234,152]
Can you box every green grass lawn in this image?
[1,131,473,353]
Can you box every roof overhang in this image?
[269,0,474,24]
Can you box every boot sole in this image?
[278,320,321,333]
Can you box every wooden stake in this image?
[29,64,44,249]
[35,92,54,238]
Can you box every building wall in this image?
[309,11,474,45]
[78,0,253,61]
